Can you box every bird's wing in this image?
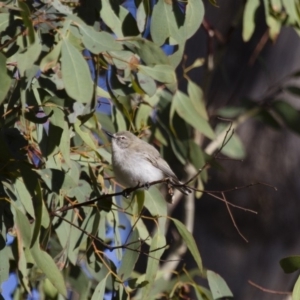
[131,139,179,180]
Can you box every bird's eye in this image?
[120,136,126,140]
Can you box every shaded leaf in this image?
[18,0,35,44]
[0,53,11,105]
[280,256,300,273]
[272,100,300,135]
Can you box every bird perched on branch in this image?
[106,131,192,203]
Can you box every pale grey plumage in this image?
[108,131,191,200]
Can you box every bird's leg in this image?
[123,182,141,198]
[144,182,150,190]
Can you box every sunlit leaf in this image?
[170,91,215,139]
[243,0,260,41]
[207,270,233,299]
[171,218,203,274]
[61,39,93,103]
[31,243,67,297]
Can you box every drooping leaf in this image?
[61,39,93,103]
[272,100,300,135]
[40,41,62,72]
[78,24,122,54]
[207,270,233,299]
[171,218,203,274]
[242,0,260,41]
[0,234,9,286]
[280,256,300,273]
[293,275,300,300]
[140,229,166,298]
[185,0,204,39]
[151,0,183,46]
[0,53,11,105]
[31,243,67,297]
[17,32,42,76]
[170,91,215,139]
[74,119,97,150]
[118,228,140,281]
[18,0,35,44]
[91,275,108,300]
[0,13,10,32]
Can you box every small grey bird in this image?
[107,130,192,202]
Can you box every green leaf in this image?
[187,80,208,120]
[171,218,203,274]
[18,0,35,44]
[207,270,233,299]
[272,100,300,135]
[242,0,260,41]
[0,52,11,105]
[140,229,166,298]
[118,228,140,281]
[135,72,157,96]
[31,243,67,297]
[170,91,215,139]
[14,206,32,248]
[40,41,62,72]
[293,276,300,300]
[78,24,122,54]
[144,188,167,217]
[0,13,10,32]
[185,0,204,39]
[91,275,107,300]
[150,0,183,45]
[15,179,35,218]
[100,0,123,37]
[138,64,176,84]
[123,37,170,66]
[74,119,97,150]
[17,32,42,76]
[0,234,9,286]
[61,39,93,103]
[280,256,300,273]
[30,181,43,248]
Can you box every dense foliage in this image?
[2,0,300,299]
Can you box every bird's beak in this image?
[104,130,115,139]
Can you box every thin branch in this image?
[222,192,248,242]
[248,280,291,295]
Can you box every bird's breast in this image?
[112,149,164,187]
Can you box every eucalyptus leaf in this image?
[207,270,233,299]
[61,39,93,103]
[0,53,11,105]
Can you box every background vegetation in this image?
[1,0,300,299]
